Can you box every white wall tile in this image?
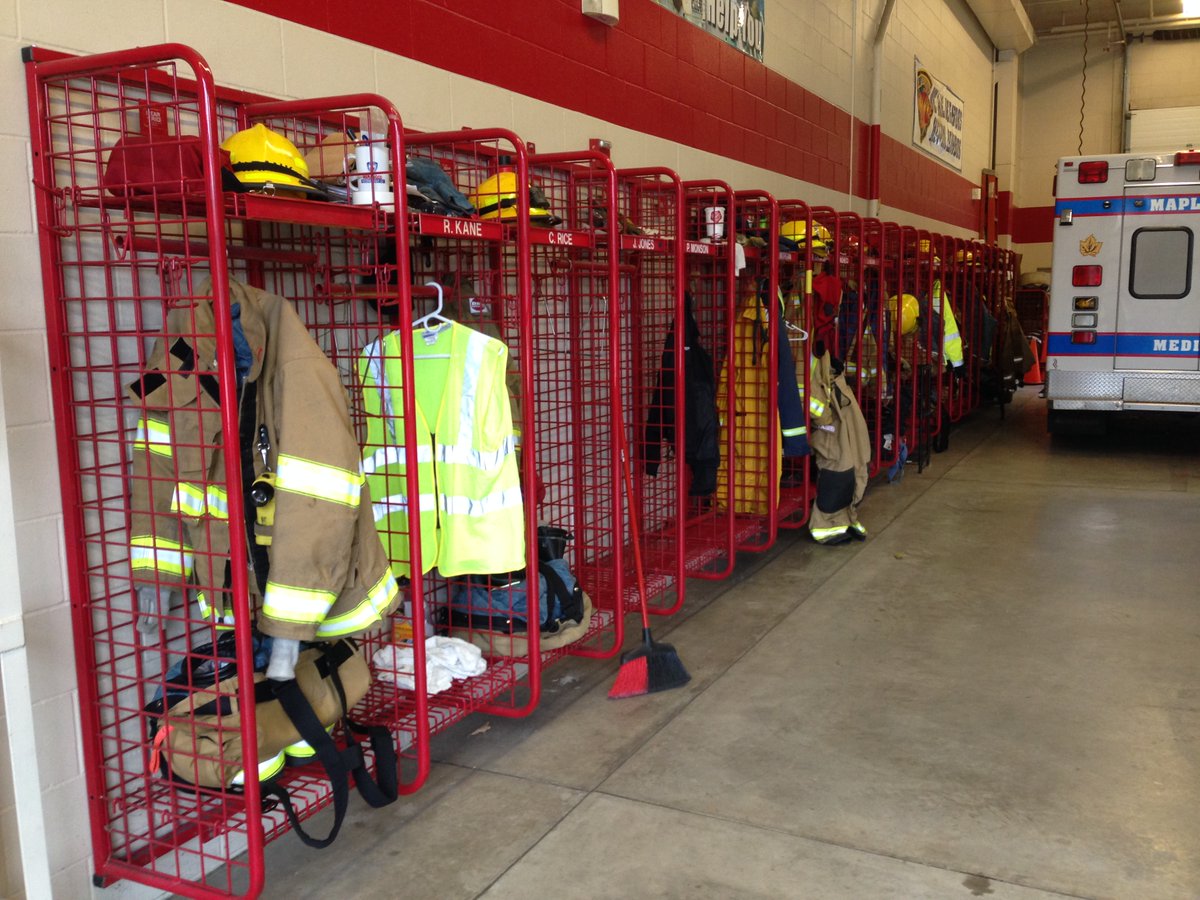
[18,0,164,55]
[0,0,14,38]
[0,235,46,332]
[0,333,50,427]
[5,423,60,523]
[450,78,515,133]
[0,804,23,900]
[513,94,567,155]
[1130,42,1200,110]
[165,0,286,97]
[37,776,86,872]
[0,137,31,233]
[0,712,11,810]
[21,606,75,704]
[49,858,90,899]
[31,692,79,789]
[282,22,375,102]
[374,53,453,135]
[14,517,64,615]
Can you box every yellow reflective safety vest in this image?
[359,322,525,579]
[932,279,964,369]
[126,280,401,641]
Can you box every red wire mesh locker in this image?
[24,45,427,898]
[680,181,737,580]
[775,199,815,529]
[859,217,897,480]
[523,148,625,659]
[223,97,482,797]
[618,168,686,617]
[398,129,561,714]
[871,221,904,475]
[826,211,884,478]
[722,190,779,552]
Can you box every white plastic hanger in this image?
[413,281,452,357]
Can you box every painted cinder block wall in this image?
[1,1,997,896]
[1013,33,1200,275]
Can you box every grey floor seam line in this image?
[584,789,1096,900]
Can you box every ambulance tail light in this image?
[1071,331,1097,345]
[1174,151,1200,166]
[1078,161,1109,184]
[1072,265,1102,286]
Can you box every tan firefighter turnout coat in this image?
[126,279,399,641]
[807,351,872,543]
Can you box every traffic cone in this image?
[1024,337,1044,386]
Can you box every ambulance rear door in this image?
[1114,184,1200,371]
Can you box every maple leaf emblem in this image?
[1079,234,1102,257]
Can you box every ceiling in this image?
[1022,0,1193,36]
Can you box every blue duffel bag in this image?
[449,558,585,634]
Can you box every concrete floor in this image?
[255,388,1200,900]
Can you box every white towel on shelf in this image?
[372,637,486,694]
[427,636,486,679]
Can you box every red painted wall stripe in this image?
[231,0,978,230]
[1012,205,1055,244]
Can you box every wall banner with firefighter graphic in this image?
[654,0,764,62]
[912,59,963,171]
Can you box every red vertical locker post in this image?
[724,190,779,552]
[775,199,815,529]
[524,147,625,659]
[616,167,687,617]
[400,129,551,716]
[680,181,738,580]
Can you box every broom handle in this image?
[618,436,652,631]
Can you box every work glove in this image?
[266,637,300,681]
[135,585,177,638]
[951,363,966,380]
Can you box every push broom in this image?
[608,432,690,699]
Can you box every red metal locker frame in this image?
[617,167,687,617]
[825,211,882,472]
[21,45,413,898]
[680,180,738,580]
[400,129,559,712]
[859,217,897,475]
[724,189,779,552]
[525,147,625,659]
[775,199,815,529]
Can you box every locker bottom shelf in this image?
[776,488,810,529]
[98,658,540,894]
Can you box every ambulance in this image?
[1045,150,1200,432]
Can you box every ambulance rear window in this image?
[1129,227,1193,299]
